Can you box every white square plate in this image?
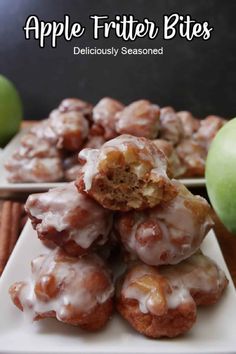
[0,222,235,354]
[0,131,206,193]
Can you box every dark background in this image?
[0,0,235,120]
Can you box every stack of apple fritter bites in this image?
[9,99,228,338]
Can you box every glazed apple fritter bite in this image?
[115,100,160,139]
[76,134,177,211]
[176,139,207,177]
[159,106,183,145]
[153,139,186,178]
[48,108,89,151]
[62,152,81,182]
[5,155,64,183]
[115,180,213,266]
[116,251,228,338]
[25,183,113,256]
[194,115,226,149]
[63,135,106,182]
[9,248,114,331]
[5,119,64,183]
[92,97,124,140]
[58,98,93,122]
[176,111,200,139]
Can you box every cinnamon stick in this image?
[8,202,23,257]
[0,201,12,275]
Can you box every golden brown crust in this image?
[191,283,229,306]
[117,297,196,338]
[116,254,228,338]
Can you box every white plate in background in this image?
[0,130,206,192]
[0,130,67,192]
[0,222,235,353]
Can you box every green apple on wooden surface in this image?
[206,118,236,234]
[0,75,23,147]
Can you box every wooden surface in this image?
[0,122,236,287]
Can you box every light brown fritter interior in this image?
[92,163,164,210]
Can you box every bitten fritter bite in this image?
[116,180,213,265]
[194,115,225,149]
[153,139,186,178]
[116,251,228,338]
[9,249,114,331]
[76,134,177,211]
[176,111,200,139]
[25,183,113,256]
[159,107,183,145]
[92,97,124,140]
[176,139,207,177]
[115,100,160,139]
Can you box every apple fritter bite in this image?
[5,118,64,183]
[76,134,177,211]
[5,156,63,183]
[153,139,186,178]
[115,180,213,265]
[13,132,60,159]
[63,153,81,182]
[176,139,207,177]
[116,251,228,338]
[58,98,93,121]
[194,115,226,149]
[48,108,89,151]
[25,183,113,256]
[159,107,183,145]
[176,111,200,138]
[115,100,160,139]
[30,119,58,144]
[92,97,124,140]
[9,249,114,331]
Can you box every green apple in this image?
[206,118,236,234]
[0,75,23,147]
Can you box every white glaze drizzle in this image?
[122,252,226,314]
[119,180,213,265]
[26,183,112,248]
[17,250,114,322]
